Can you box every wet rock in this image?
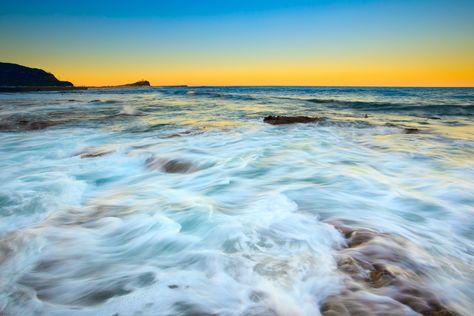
[321,290,415,316]
[322,220,459,316]
[79,150,113,158]
[162,160,193,173]
[79,288,132,305]
[162,129,202,139]
[23,120,57,130]
[49,205,134,227]
[329,220,358,237]
[249,290,267,303]
[33,259,61,272]
[0,235,16,265]
[173,302,217,316]
[0,118,58,131]
[146,157,195,173]
[263,115,324,125]
[368,263,395,288]
[383,123,424,134]
[404,128,421,134]
[346,229,379,247]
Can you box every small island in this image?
[121,80,151,87]
[93,80,152,89]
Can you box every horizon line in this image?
[84,84,474,89]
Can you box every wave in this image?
[306,98,474,116]
[159,88,257,101]
[190,90,258,101]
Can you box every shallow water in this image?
[0,87,473,315]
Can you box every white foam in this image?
[0,89,473,315]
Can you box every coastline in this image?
[0,86,88,92]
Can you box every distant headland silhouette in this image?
[0,62,153,92]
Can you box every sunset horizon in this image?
[2,59,472,88]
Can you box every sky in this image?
[1,0,473,87]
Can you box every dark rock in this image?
[168,284,179,289]
[321,290,412,316]
[12,120,51,130]
[263,115,324,125]
[163,160,193,173]
[146,157,195,173]
[172,302,217,316]
[368,264,394,288]
[26,121,56,130]
[383,123,423,134]
[322,220,460,316]
[404,128,421,134]
[0,62,73,87]
[79,150,112,159]
[0,117,58,131]
[346,229,379,247]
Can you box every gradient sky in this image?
[1,0,473,86]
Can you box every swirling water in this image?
[0,87,473,315]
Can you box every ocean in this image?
[0,86,473,315]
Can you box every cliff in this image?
[0,62,73,87]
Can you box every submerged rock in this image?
[322,220,459,316]
[0,118,58,131]
[403,128,421,134]
[321,289,415,316]
[146,157,195,173]
[263,115,324,125]
[384,123,423,134]
[79,150,113,159]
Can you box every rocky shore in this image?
[322,220,459,316]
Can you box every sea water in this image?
[0,87,473,315]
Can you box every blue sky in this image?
[1,0,473,86]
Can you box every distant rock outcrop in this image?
[0,62,73,87]
[263,115,325,125]
[121,80,151,87]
